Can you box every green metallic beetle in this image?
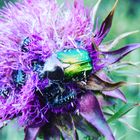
[43,48,93,81]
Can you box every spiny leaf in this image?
[102,43,140,66]
[99,30,139,51]
[96,94,116,107]
[107,61,138,71]
[91,0,102,25]
[24,127,40,140]
[97,71,126,102]
[73,115,100,139]
[102,89,126,103]
[79,93,115,140]
[77,74,125,91]
[94,0,118,46]
[107,103,139,123]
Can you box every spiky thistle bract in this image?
[0,0,140,140]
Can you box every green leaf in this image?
[107,103,139,123]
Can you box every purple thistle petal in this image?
[24,127,40,140]
[101,43,140,65]
[96,95,116,107]
[86,44,103,72]
[102,89,126,103]
[94,0,118,46]
[97,72,127,102]
[79,93,115,140]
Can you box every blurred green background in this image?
[0,0,140,139]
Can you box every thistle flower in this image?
[0,0,140,140]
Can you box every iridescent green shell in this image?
[57,48,91,64]
[56,48,93,80]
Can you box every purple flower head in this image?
[0,0,140,140]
